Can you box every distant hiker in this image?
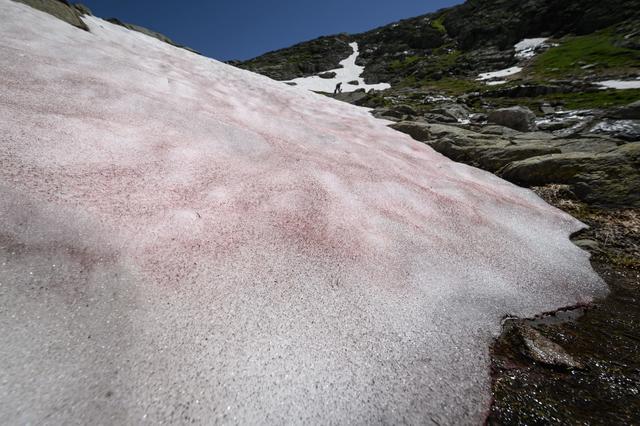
[334,82,343,94]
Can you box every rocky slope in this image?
[236,0,640,208]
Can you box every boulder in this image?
[332,89,368,105]
[390,121,431,142]
[606,100,640,120]
[488,106,538,132]
[515,325,583,370]
[318,71,337,79]
[430,103,471,123]
[499,143,640,207]
[347,80,359,85]
[427,142,561,173]
[590,120,640,142]
[480,125,521,137]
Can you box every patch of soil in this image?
[487,185,640,425]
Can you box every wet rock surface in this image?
[488,185,640,425]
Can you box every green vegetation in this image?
[482,89,640,112]
[417,77,483,95]
[531,28,640,79]
[431,16,446,34]
[390,55,421,71]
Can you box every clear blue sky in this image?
[78,1,461,61]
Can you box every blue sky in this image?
[78,1,461,61]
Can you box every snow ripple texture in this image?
[0,1,606,424]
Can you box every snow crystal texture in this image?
[0,2,606,424]
[285,42,390,93]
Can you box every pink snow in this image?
[0,1,606,424]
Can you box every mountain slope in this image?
[0,1,606,423]
[235,0,640,87]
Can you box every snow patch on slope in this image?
[477,66,523,81]
[477,38,550,85]
[285,42,391,93]
[515,38,549,59]
[0,1,605,424]
[597,78,640,90]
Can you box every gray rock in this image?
[427,142,561,173]
[13,0,88,30]
[572,239,602,253]
[480,125,521,137]
[332,89,368,105]
[606,100,640,120]
[430,103,471,123]
[423,113,459,123]
[590,120,640,142]
[318,71,337,79]
[499,143,640,207]
[540,104,557,115]
[391,104,418,116]
[488,106,538,132]
[390,121,432,142]
[347,80,359,85]
[73,3,92,15]
[516,325,583,369]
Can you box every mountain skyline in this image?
[77,0,462,60]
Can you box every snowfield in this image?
[285,42,391,93]
[0,1,606,424]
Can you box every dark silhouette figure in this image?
[334,82,343,94]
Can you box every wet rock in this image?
[390,121,431,141]
[573,239,602,253]
[515,325,583,369]
[537,117,583,132]
[590,120,640,142]
[488,106,538,132]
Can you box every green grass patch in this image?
[390,55,421,71]
[531,28,640,79]
[484,89,640,111]
[431,16,446,34]
[417,77,484,95]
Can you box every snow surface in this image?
[515,38,548,59]
[285,42,391,93]
[485,80,508,86]
[0,1,606,424]
[477,66,523,81]
[597,79,640,89]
